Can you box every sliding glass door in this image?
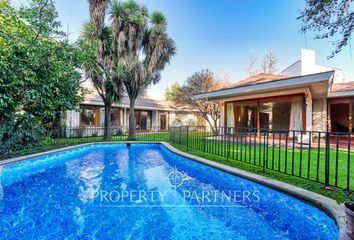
[127,110,152,130]
[159,112,168,130]
[225,95,305,132]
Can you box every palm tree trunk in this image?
[104,103,112,141]
[128,97,136,140]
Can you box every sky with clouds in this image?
[11,0,354,99]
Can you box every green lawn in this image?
[1,131,352,202]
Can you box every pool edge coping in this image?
[0,141,349,240]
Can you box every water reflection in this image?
[65,151,105,204]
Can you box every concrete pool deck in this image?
[0,141,349,240]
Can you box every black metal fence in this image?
[46,125,171,143]
[169,126,353,191]
[39,125,354,191]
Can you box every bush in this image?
[40,137,53,146]
[0,124,45,155]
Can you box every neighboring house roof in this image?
[195,71,335,100]
[83,94,194,112]
[328,82,354,98]
[331,82,354,92]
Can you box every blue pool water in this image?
[0,144,338,239]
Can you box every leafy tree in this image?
[176,69,228,134]
[299,0,354,58]
[110,0,176,140]
[0,0,84,153]
[165,82,181,101]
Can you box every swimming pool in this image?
[0,143,338,239]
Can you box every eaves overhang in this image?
[194,71,334,101]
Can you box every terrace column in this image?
[305,90,313,132]
[220,101,225,135]
[152,110,158,132]
[123,108,127,132]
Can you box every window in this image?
[159,112,168,130]
[225,95,303,131]
[233,103,258,129]
[81,106,95,126]
[260,102,291,130]
[127,110,152,130]
[140,111,149,130]
[111,109,120,127]
[99,107,121,127]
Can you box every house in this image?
[65,89,205,134]
[195,49,354,134]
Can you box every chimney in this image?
[301,49,316,75]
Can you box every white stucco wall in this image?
[66,110,80,127]
[281,61,302,76]
[219,101,225,128]
[312,98,327,131]
[170,111,198,126]
[152,110,158,128]
[281,49,345,83]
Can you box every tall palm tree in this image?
[81,0,123,141]
[109,0,176,140]
[88,0,107,59]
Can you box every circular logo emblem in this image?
[167,168,185,188]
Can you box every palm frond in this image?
[150,11,166,27]
[81,21,96,41]
[123,0,139,11]
[141,6,149,17]
[130,11,145,25]
[104,78,121,103]
[81,21,111,43]
[109,0,123,19]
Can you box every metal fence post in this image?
[169,127,173,142]
[325,131,330,186]
[262,129,267,173]
[186,126,189,150]
[179,126,182,144]
[227,128,231,161]
[203,126,206,155]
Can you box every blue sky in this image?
[13,0,354,99]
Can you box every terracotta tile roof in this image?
[229,73,290,89]
[84,94,193,111]
[120,97,174,109]
[331,82,354,92]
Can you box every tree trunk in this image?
[104,103,112,141]
[213,118,219,135]
[203,115,217,135]
[128,97,136,140]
